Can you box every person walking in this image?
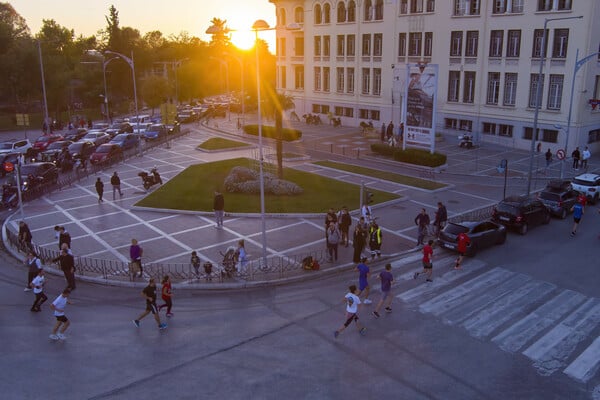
[326,223,341,263]
[337,206,352,247]
[25,251,42,292]
[361,203,373,223]
[368,222,382,259]
[356,257,372,304]
[455,231,471,270]
[18,221,33,253]
[213,191,225,228]
[55,226,71,250]
[414,239,434,282]
[572,147,581,169]
[372,263,394,318]
[49,288,71,340]
[237,239,248,272]
[581,147,591,170]
[386,121,394,141]
[352,224,366,263]
[130,239,143,278]
[158,275,173,317]
[95,177,104,203]
[30,269,47,312]
[132,278,167,330]
[334,284,367,338]
[434,202,447,238]
[191,251,201,277]
[53,247,76,291]
[545,149,553,170]
[570,201,584,236]
[414,208,431,246]
[110,171,123,200]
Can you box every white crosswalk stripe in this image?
[395,260,600,385]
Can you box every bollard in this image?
[357,148,360,159]
[331,143,333,153]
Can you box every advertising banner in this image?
[403,63,438,153]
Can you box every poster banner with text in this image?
[403,63,438,154]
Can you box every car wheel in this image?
[519,223,528,235]
[560,208,567,219]
[543,212,551,224]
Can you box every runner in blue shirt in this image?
[373,263,394,318]
[570,202,584,236]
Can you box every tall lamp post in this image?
[560,48,600,179]
[526,15,583,195]
[227,53,245,129]
[102,57,118,122]
[36,40,49,129]
[104,50,141,156]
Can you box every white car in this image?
[0,139,33,156]
[571,173,600,204]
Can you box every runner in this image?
[570,201,584,236]
[414,239,434,282]
[158,275,173,317]
[133,278,167,330]
[49,288,71,340]
[356,257,372,304]
[372,263,394,318]
[455,231,471,270]
[334,284,367,338]
[30,269,47,312]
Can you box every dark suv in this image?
[538,180,578,219]
[492,195,551,235]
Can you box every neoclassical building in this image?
[269,0,600,151]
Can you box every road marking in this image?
[564,336,600,383]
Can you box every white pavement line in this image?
[492,289,588,354]
[418,267,513,314]
[80,210,123,221]
[448,189,496,202]
[95,222,143,235]
[396,259,486,302]
[523,298,600,376]
[461,280,556,339]
[564,336,600,383]
[408,199,438,210]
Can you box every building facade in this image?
[270,0,600,152]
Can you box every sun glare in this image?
[230,31,256,50]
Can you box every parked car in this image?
[110,133,139,150]
[81,131,111,147]
[32,134,64,152]
[105,122,133,138]
[166,122,181,135]
[68,141,96,159]
[143,124,167,140]
[176,111,197,123]
[0,152,20,177]
[90,122,109,131]
[492,195,551,235]
[10,162,59,191]
[537,180,578,219]
[571,173,600,204]
[438,220,507,256]
[90,144,122,165]
[37,140,72,163]
[63,128,88,142]
[0,139,33,156]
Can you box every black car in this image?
[438,220,507,256]
[538,180,578,219]
[9,162,59,191]
[492,195,551,235]
[105,122,133,138]
[68,141,96,159]
[37,140,73,163]
[64,128,88,142]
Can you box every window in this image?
[347,68,355,93]
[337,68,345,92]
[409,32,422,56]
[529,74,544,108]
[324,3,331,23]
[370,110,380,121]
[400,0,408,14]
[410,0,424,13]
[532,29,548,58]
[493,0,506,14]
[427,0,435,12]
[594,75,600,99]
[279,37,286,56]
[281,66,286,89]
[499,124,513,137]
[547,74,563,110]
[552,29,569,59]
[537,0,552,11]
[323,36,330,56]
[362,68,371,94]
[557,0,572,11]
[344,107,354,117]
[375,0,384,20]
[542,129,558,143]
[373,68,382,95]
[454,0,480,16]
[295,66,304,89]
[466,31,478,57]
[337,2,346,23]
[295,37,304,56]
[448,71,460,102]
[348,1,356,22]
[489,30,503,57]
[487,72,501,105]
[312,104,321,113]
[424,32,433,57]
[337,35,345,56]
[347,35,356,56]
[294,7,304,23]
[315,4,322,24]
[398,33,407,57]
[512,0,524,13]
[460,120,473,132]
[483,122,497,135]
[362,34,371,56]
[373,34,383,57]
[314,67,321,91]
[506,30,520,57]
[279,8,286,26]
[314,36,321,56]
[589,129,600,144]
[463,71,476,103]
[364,0,373,21]
[445,118,458,129]
[450,31,463,56]
[503,73,517,106]
[323,67,330,92]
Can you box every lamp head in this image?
[252,20,270,31]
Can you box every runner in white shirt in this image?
[334,284,367,338]
[50,288,71,340]
[30,269,47,312]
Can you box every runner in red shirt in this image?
[455,232,471,270]
[413,239,434,282]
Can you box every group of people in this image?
[95,171,124,203]
[570,146,591,170]
[415,202,448,246]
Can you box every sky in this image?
[8,0,277,50]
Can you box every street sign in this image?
[4,162,14,172]
[556,149,565,160]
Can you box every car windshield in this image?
[539,192,560,201]
[444,223,469,235]
[497,203,519,214]
[572,178,595,187]
[0,143,13,150]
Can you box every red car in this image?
[32,134,64,151]
[89,144,122,165]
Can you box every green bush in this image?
[243,124,302,141]
[370,143,396,157]
[370,144,447,167]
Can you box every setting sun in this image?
[230,30,256,50]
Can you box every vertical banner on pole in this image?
[403,63,438,153]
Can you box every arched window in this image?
[294,7,304,23]
[348,1,356,22]
[337,1,346,23]
[364,0,373,21]
[375,0,384,20]
[279,8,286,26]
[324,3,331,23]
[314,4,322,24]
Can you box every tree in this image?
[263,91,295,178]
[141,75,169,115]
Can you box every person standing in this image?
[57,226,71,250]
[53,247,76,291]
[95,177,104,203]
[111,171,123,200]
[237,239,248,272]
[368,222,382,259]
[30,269,47,312]
[132,278,167,330]
[372,263,394,318]
[191,251,201,277]
[326,223,341,263]
[545,149,553,169]
[455,231,471,270]
[158,275,173,317]
[434,202,448,238]
[414,239,434,282]
[356,257,372,304]
[25,251,42,292]
[49,288,71,340]
[130,239,143,278]
[213,191,225,228]
[380,123,386,142]
[334,284,367,338]
[570,201,584,236]
[361,203,373,222]
[337,206,352,247]
[572,147,581,169]
[352,224,366,263]
[18,221,33,253]
[386,121,394,141]
[414,208,431,246]
[581,147,591,169]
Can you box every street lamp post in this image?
[173,58,189,106]
[526,15,583,195]
[36,41,49,129]
[560,48,600,179]
[227,53,245,129]
[102,57,118,123]
[105,50,141,156]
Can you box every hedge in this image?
[370,143,447,167]
[243,124,302,141]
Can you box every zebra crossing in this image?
[393,257,600,385]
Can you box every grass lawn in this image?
[196,137,250,151]
[136,158,399,213]
[313,160,446,190]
